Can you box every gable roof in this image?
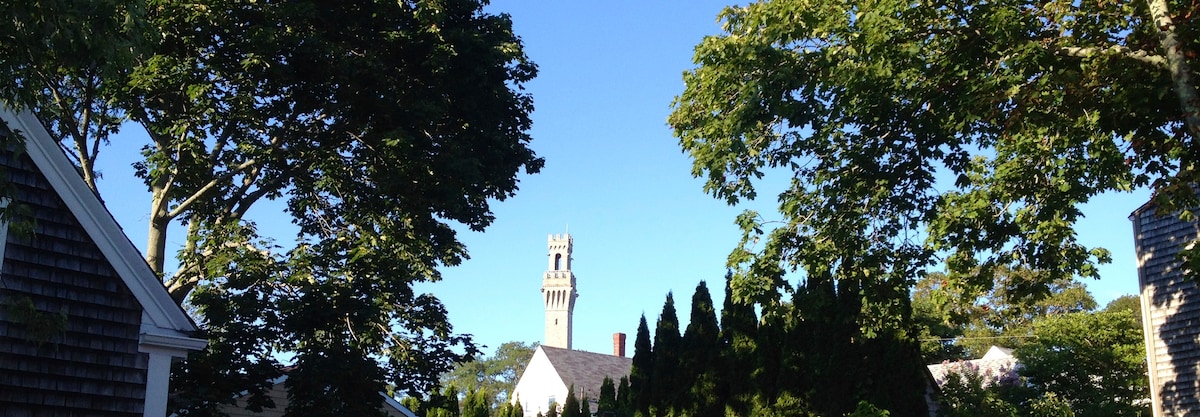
[0,105,203,350]
[540,345,631,400]
[927,345,1019,387]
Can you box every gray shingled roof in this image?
[541,346,632,401]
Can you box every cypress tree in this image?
[496,402,513,417]
[424,385,463,417]
[719,275,758,413]
[681,281,721,417]
[597,377,617,415]
[463,388,490,417]
[616,376,631,417]
[651,292,682,413]
[546,401,559,417]
[579,394,591,417]
[562,386,580,417]
[628,315,654,415]
[513,399,524,417]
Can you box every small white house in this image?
[927,346,1020,387]
[511,345,631,417]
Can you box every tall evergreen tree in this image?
[562,386,580,417]
[628,315,654,415]
[421,384,463,417]
[495,402,514,417]
[719,275,758,413]
[546,401,559,417]
[597,377,617,416]
[462,388,490,417]
[615,377,631,417]
[681,281,721,417]
[651,293,682,414]
[561,385,580,416]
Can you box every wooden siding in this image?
[0,146,147,416]
[1133,203,1200,417]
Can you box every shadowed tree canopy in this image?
[666,0,1200,411]
[670,0,1200,306]
[1,0,541,414]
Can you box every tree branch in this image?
[167,158,261,218]
[1057,45,1167,67]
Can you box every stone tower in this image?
[542,233,576,349]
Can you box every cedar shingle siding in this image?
[1133,202,1200,416]
[0,140,147,416]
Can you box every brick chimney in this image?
[613,332,627,357]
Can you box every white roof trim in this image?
[140,332,211,354]
[0,105,203,345]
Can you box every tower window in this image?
[554,253,563,270]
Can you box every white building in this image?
[511,345,631,417]
[926,346,1020,387]
[543,233,577,349]
[513,234,631,417]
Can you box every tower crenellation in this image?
[542,233,576,349]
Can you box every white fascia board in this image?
[0,106,202,341]
[140,331,211,356]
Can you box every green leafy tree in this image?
[912,272,972,362]
[628,315,653,415]
[1,0,541,413]
[650,293,682,414]
[913,269,1098,361]
[442,341,537,408]
[669,0,1200,408]
[1105,294,1143,320]
[937,368,1021,417]
[1017,306,1150,416]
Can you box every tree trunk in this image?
[1147,0,1200,138]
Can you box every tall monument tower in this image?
[542,233,576,349]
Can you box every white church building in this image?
[511,234,631,417]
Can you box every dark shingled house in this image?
[0,106,207,417]
[1132,197,1200,417]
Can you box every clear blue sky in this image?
[95,0,1149,358]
